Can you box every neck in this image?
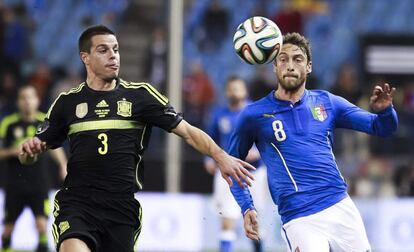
[20,111,36,122]
[86,74,117,91]
[229,100,246,111]
[275,84,306,103]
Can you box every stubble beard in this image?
[277,75,306,92]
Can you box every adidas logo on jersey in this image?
[96,100,109,108]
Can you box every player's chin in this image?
[104,71,119,81]
[280,82,300,90]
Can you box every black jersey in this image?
[36,78,182,193]
[0,112,49,192]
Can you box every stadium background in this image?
[0,0,413,251]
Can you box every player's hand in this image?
[244,209,260,241]
[204,158,217,175]
[20,137,47,157]
[214,151,255,188]
[370,83,396,113]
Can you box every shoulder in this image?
[243,96,274,117]
[306,89,337,105]
[0,113,20,125]
[46,82,86,118]
[53,82,86,101]
[307,89,332,99]
[119,79,168,105]
[0,113,20,137]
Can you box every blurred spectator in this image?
[249,65,275,101]
[330,63,363,105]
[330,63,366,158]
[196,0,229,52]
[0,5,6,64]
[28,63,52,102]
[183,60,215,127]
[50,69,82,102]
[355,157,395,197]
[2,4,30,78]
[271,0,304,34]
[402,81,414,112]
[396,82,414,155]
[144,26,168,93]
[393,163,414,196]
[0,70,19,117]
[291,0,329,15]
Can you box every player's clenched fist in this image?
[19,137,47,165]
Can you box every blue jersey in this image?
[207,106,262,168]
[228,90,398,224]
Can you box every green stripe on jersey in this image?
[68,119,145,135]
[120,80,168,105]
[0,113,19,138]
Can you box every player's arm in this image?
[0,148,20,159]
[49,147,68,180]
[332,83,397,136]
[172,120,255,187]
[20,95,68,164]
[203,110,220,175]
[226,108,259,240]
[138,83,254,187]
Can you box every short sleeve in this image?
[139,85,183,132]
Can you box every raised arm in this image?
[332,83,398,136]
[172,120,255,187]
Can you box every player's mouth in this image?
[284,74,298,79]
[106,63,119,70]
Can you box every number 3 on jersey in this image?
[98,133,108,155]
[272,120,286,141]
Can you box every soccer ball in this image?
[233,16,283,65]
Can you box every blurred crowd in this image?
[0,0,413,196]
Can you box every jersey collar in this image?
[268,89,309,108]
[85,78,120,93]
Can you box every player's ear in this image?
[80,52,89,65]
[273,61,277,73]
[306,61,312,74]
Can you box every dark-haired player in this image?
[229,33,397,252]
[19,25,255,252]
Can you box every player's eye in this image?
[114,49,119,53]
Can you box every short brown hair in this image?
[78,25,115,53]
[282,32,312,62]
